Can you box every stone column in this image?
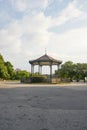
[38,65,42,74]
[57,64,60,78]
[31,64,34,74]
[38,65,40,74]
[50,64,52,82]
[57,64,60,70]
[40,65,42,74]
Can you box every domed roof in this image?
[29,54,62,65]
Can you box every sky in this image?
[0,0,87,73]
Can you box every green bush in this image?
[30,75,46,83]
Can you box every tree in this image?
[0,54,10,79]
[5,61,15,79]
[55,61,87,82]
[55,61,74,81]
[0,53,31,80]
[73,63,87,82]
[0,54,4,64]
[14,70,30,80]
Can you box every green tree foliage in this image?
[0,53,30,80]
[73,63,87,81]
[55,61,87,82]
[5,61,15,79]
[55,61,74,81]
[0,54,10,79]
[0,65,10,79]
[14,70,30,80]
[0,54,4,64]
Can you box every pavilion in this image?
[29,53,62,82]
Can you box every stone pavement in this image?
[0,81,87,130]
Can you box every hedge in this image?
[30,75,46,83]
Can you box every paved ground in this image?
[0,81,87,130]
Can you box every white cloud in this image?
[20,12,52,33]
[0,12,52,69]
[0,19,23,55]
[0,0,87,71]
[48,27,87,63]
[10,0,49,12]
[0,28,21,53]
[11,0,27,12]
[52,0,85,27]
[57,0,63,2]
[0,11,10,24]
[18,12,52,49]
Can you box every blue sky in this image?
[0,0,87,73]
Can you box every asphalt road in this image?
[0,82,87,130]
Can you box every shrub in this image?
[30,75,46,83]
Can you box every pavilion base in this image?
[21,76,61,84]
[51,78,61,84]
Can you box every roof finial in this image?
[45,48,47,55]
